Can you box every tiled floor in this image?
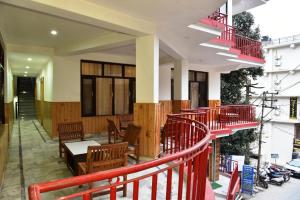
[0,119,185,200]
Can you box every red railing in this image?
[206,11,263,59]
[207,10,228,26]
[181,105,257,132]
[29,117,211,200]
[226,161,240,200]
[234,35,263,59]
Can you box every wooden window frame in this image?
[80,60,135,117]
[188,70,209,108]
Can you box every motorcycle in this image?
[262,166,285,186]
[269,165,291,182]
[257,169,269,189]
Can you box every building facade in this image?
[252,34,300,165]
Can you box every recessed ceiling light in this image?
[25,66,30,69]
[50,30,58,36]
[24,74,27,77]
[27,57,32,61]
[24,71,28,74]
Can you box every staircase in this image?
[17,77,36,119]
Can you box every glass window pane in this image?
[196,72,207,82]
[82,62,101,75]
[189,71,195,81]
[82,78,94,115]
[96,78,112,115]
[104,64,122,76]
[115,79,129,115]
[124,66,135,77]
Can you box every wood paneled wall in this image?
[5,102,14,136]
[172,100,191,114]
[0,124,9,188]
[134,103,161,157]
[208,100,221,107]
[159,100,172,127]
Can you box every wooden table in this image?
[64,140,100,175]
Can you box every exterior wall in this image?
[252,41,300,165]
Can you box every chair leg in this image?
[59,143,62,158]
[123,175,127,197]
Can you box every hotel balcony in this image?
[197,10,265,67]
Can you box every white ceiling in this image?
[9,52,50,77]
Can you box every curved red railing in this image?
[29,117,211,200]
[234,35,263,59]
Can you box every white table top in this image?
[64,140,100,155]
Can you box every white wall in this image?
[270,123,294,165]
[159,64,172,101]
[36,60,53,101]
[52,52,135,102]
[208,71,221,100]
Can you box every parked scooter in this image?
[257,169,269,189]
[262,165,285,186]
[269,165,291,182]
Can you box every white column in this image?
[174,60,189,100]
[136,34,159,103]
[208,71,221,100]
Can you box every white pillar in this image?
[208,71,221,100]
[174,60,189,100]
[136,34,159,103]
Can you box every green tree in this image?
[220,11,263,164]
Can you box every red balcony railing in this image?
[207,10,228,26]
[181,105,257,132]
[206,11,263,60]
[29,117,211,200]
[234,35,263,59]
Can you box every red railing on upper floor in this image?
[207,10,228,26]
[207,11,263,60]
[234,34,263,59]
[181,104,257,132]
[29,117,211,200]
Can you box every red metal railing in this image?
[206,11,263,59]
[234,35,263,59]
[207,10,228,26]
[29,117,211,200]
[226,161,240,200]
[181,105,257,132]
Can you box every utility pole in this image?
[256,91,277,184]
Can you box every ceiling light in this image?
[27,57,32,61]
[227,58,264,67]
[50,30,58,36]
[24,74,27,77]
[25,66,30,69]
[216,52,238,58]
[24,71,28,74]
[200,43,230,51]
[289,70,295,74]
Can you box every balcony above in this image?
[194,11,265,67]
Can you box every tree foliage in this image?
[220,12,264,164]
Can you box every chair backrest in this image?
[107,119,121,135]
[58,121,84,141]
[123,124,141,146]
[86,142,128,173]
[119,114,133,128]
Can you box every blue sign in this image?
[241,165,254,195]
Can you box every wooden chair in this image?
[118,114,133,131]
[107,119,141,163]
[58,121,84,158]
[78,142,128,196]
